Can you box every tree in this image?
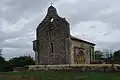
[0,49,8,72]
[8,56,35,68]
[0,56,5,64]
[0,50,35,72]
[113,50,120,63]
[0,49,5,64]
[94,50,103,60]
[102,49,112,59]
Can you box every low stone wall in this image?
[14,67,25,72]
[28,64,120,72]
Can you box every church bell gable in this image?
[37,6,70,40]
[35,6,71,65]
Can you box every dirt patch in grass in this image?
[0,75,40,80]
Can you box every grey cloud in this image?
[0,36,33,49]
[56,0,110,26]
[0,0,52,23]
[2,48,34,60]
[57,0,120,52]
[56,0,120,29]
[0,0,120,59]
[95,41,120,51]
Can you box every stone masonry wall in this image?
[35,6,71,65]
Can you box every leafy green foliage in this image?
[0,55,35,72]
[113,50,120,63]
[95,50,103,60]
[8,56,35,67]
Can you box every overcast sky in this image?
[0,0,120,60]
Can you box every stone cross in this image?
[50,2,53,6]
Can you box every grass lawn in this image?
[0,71,120,80]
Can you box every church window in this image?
[51,43,54,53]
[51,18,54,22]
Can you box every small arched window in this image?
[50,18,54,22]
[51,43,54,53]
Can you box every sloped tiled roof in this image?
[71,36,95,46]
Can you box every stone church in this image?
[33,6,95,65]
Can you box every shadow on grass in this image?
[0,75,40,80]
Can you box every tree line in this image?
[0,54,35,72]
[0,49,120,72]
[94,49,120,64]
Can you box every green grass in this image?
[0,71,120,80]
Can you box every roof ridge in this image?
[70,35,95,45]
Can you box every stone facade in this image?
[33,6,71,65]
[33,6,95,65]
[71,36,95,64]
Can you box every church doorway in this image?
[74,47,85,64]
